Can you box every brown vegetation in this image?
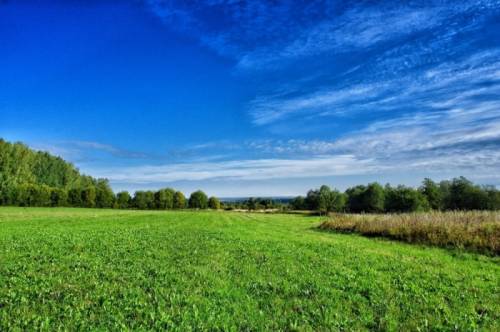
[319,211,500,255]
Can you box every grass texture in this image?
[0,207,499,331]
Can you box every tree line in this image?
[1,139,499,212]
[0,139,220,210]
[290,177,500,213]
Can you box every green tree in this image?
[50,188,68,207]
[385,185,429,212]
[290,196,306,210]
[81,187,97,208]
[318,185,332,215]
[95,179,115,208]
[116,191,131,209]
[173,191,186,209]
[419,178,442,210]
[346,183,385,213]
[208,196,221,210]
[154,188,175,209]
[189,190,208,209]
[68,188,82,207]
[133,191,155,210]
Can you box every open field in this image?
[0,208,499,330]
[320,211,500,255]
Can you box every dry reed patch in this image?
[319,211,500,255]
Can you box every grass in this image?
[0,207,498,331]
[319,211,500,255]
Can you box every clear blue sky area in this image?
[1,0,499,196]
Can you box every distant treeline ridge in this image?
[0,139,219,209]
[1,138,498,212]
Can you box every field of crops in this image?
[0,208,499,330]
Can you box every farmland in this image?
[0,208,499,330]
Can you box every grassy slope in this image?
[0,208,498,331]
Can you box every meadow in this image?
[0,208,499,331]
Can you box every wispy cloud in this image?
[249,48,500,125]
[30,140,151,162]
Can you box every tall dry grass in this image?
[319,211,500,255]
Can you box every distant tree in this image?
[346,183,385,213]
[445,177,489,210]
[81,187,97,208]
[246,197,257,210]
[173,191,186,209]
[345,185,366,213]
[331,192,347,212]
[189,190,208,209]
[290,196,306,210]
[208,196,221,210]
[385,185,430,212]
[133,191,155,210]
[419,178,442,210]
[116,191,131,209]
[95,179,115,208]
[318,185,332,215]
[154,188,175,210]
[305,189,320,210]
[485,186,500,210]
[50,188,67,207]
[67,188,82,207]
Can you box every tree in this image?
[419,178,442,210]
[208,196,221,210]
[445,177,489,210]
[385,185,429,212]
[133,191,155,210]
[116,191,131,209]
[290,196,306,210]
[318,185,332,215]
[346,183,385,213]
[68,188,82,207]
[189,190,208,209]
[173,191,186,209]
[346,185,367,213]
[81,187,97,208]
[50,188,67,207]
[95,179,115,208]
[154,188,175,210]
[305,189,320,210]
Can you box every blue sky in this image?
[1,0,499,196]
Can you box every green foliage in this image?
[188,190,208,209]
[0,139,115,209]
[385,185,430,212]
[295,177,499,213]
[420,178,443,210]
[173,191,186,209]
[133,191,155,210]
[95,179,115,208]
[50,188,68,207]
[0,208,498,331]
[290,196,306,210]
[346,183,385,213]
[208,196,221,210]
[154,188,175,209]
[116,191,131,209]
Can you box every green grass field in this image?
[0,208,499,331]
